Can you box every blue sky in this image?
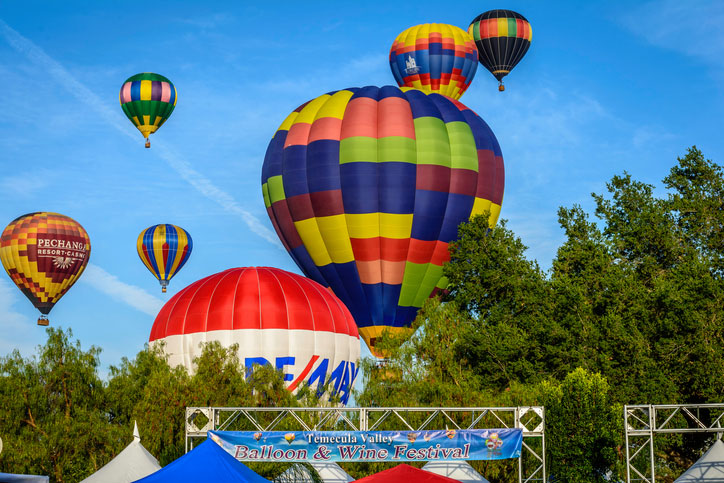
[1,1,723,373]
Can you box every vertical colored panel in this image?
[140,80,152,101]
[497,18,508,37]
[507,18,517,38]
[487,18,497,38]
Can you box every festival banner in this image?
[209,428,522,463]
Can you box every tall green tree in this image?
[444,217,554,391]
[0,328,116,482]
[541,368,622,483]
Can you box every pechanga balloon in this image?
[468,10,532,91]
[149,267,360,404]
[261,86,504,357]
[0,212,91,326]
[137,224,192,293]
[389,23,478,100]
[119,73,177,148]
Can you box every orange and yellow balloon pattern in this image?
[0,212,91,324]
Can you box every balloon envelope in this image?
[389,23,478,100]
[136,224,192,292]
[119,72,177,147]
[149,267,360,404]
[468,10,532,87]
[0,212,90,324]
[261,86,504,356]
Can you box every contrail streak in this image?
[0,19,281,247]
[82,264,164,316]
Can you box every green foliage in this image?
[445,216,554,391]
[0,328,117,482]
[541,368,622,483]
[0,332,315,482]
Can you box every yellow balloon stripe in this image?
[136,234,157,276]
[140,80,153,101]
[345,213,413,239]
[167,228,189,277]
[317,90,354,119]
[151,225,168,279]
[471,199,502,227]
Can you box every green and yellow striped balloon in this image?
[119,73,177,148]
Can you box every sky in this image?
[1,0,723,374]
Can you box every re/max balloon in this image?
[137,224,192,293]
[261,86,504,356]
[468,10,532,91]
[389,23,478,100]
[119,73,177,148]
[0,212,91,326]
[149,267,360,404]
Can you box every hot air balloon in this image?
[468,10,532,91]
[261,86,504,356]
[0,212,91,326]
[149,267,360,404]
[389,23,478,100]
[137,224,192,293]
[119,73,177,148]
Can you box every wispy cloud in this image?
[81,264,164,316]
[0,19,281,248]
[0,171,51,198]
[0,279,36,355]
[621,0,724,64]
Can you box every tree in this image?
[0,328,117,482]
[0,331,318,482]
[541,368,622,483]
[444,216,555,391]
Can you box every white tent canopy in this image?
[675,439,724,482]
[277,462,353,483]
[422,460,490,483]
[80,423,161,483]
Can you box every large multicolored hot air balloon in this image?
[0,212,91,326]
[261,86,504,356]
[119,73,177,148]
[389,23,478,100]
[468,10,532,91]
[137,224,192,293]
[149,267,360,404]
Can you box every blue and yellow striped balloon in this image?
[137,224,192,293]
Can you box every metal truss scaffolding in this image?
[186,406,546,483]
[625,403,724,482]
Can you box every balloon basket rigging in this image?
[145,139,151,148]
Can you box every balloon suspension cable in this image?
[145,139,151,148]
[37,315,49,327]
[498,82,505,92]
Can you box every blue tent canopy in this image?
[132,440,271,483]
